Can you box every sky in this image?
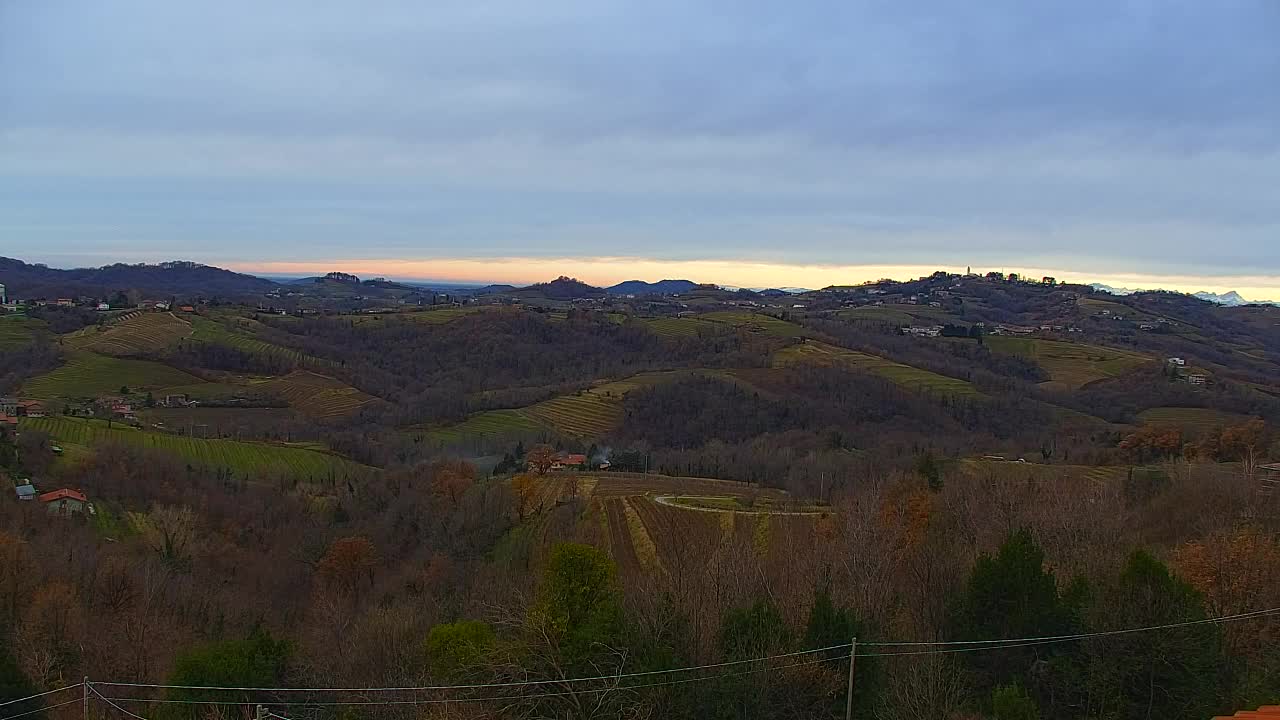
[2,1,1279,295]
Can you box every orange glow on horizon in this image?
[226,257,1280,299]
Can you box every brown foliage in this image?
[527,444,557,474]
[1173,525,1280,656]
[317,536,379,592]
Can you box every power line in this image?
[0,683,84,709]
[859,606,1280,647]
[88,686,149,720]
[0,697,83,720]
[93,641,854,694]
[96,654,846,709]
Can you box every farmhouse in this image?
[55,298,74,307]
[96,302,110,311]
[0,397,16,415]
[1167,357,1186,367]
[40,488,90,516]
[904,325,943,338]
[15,483,37,501]
[551,453,588,471]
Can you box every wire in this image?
[89,686,149,720]
[859,605,1280,647]
[93,641,854,693]
[98,654,846,708]
[0,684,84,709]
[0,697,83,720]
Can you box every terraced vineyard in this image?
[346,307,485,326]
[640,316,718,339]
[1138,406,1250,436]
[837,306,917,325]
[20,416,369,480]
[0,315,47,349]
[986,337,1150,390]
[425,371,687,441]
[774,341,979,396]
[189,317,333,368]
[259,370,377,418]
[421,409,547,444]
[701,311,811,338]
[64,311,192,355]
[23,352,204,399]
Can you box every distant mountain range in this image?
[1091,283,1277,307]
[0,257,277,298]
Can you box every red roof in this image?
[39,489,88,504]
[563,454,587,465]
[1213,706,1280,718]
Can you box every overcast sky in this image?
[3,1,1279,292]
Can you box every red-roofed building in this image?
[39,488,89,515]
[1212,706,1280,718]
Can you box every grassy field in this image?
[1137,407,1250,435]
[189,317,333,368]
[700,311,811,338]
[774,340,980,396]
[63,312,192,356]
[20,416,369,479]
[986,336,1150,390]
[259,371,377,418]
[0,315,48,349]
[23,352,204,399]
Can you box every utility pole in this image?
[256,704,266,720]
[844,637,857,720]
[82,677,89,720]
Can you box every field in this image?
[346,307,486,326]
[258,371,377,418]
[19,416,369,480]
[1137,407,1250,436]
[420,409,548,444]
[63,312,192,356]
[189,317,333,368]
[986,337,1150,390]
[700,311,811,338]
[425,371,687,441]
[0,315,47,349]
[23,352,204,399]
[773,340,980,396]
[837,306,917,325]
[639,316,719,339]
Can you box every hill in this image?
[606,279,699,296]
[0,258,277,299]
[517,276,607,300]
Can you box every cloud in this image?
[1,0,1278,279]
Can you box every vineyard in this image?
[700,311,811,338]
[774,340,980,396]
[0,315,46,349]
[23,352,204,399]
[19,416,370,480]
[640,316,718,339]
[986,337,1151,390]
[421,409,547,444]
[189,317,332,368]
[63,312,192,356]
[521,372,684,436]
[1137,406,1250,436]
[259,370,378,418]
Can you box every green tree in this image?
[1082,551,1226,720]
[804,577,878,718]
[165,626,290,714]
[949,529,1076,697]
[534,543,620,662]
[916,452,942,491]
[716,599,791,719]
[992,683,1039,720]
[0,644,39,719]
[426,620,496,680]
